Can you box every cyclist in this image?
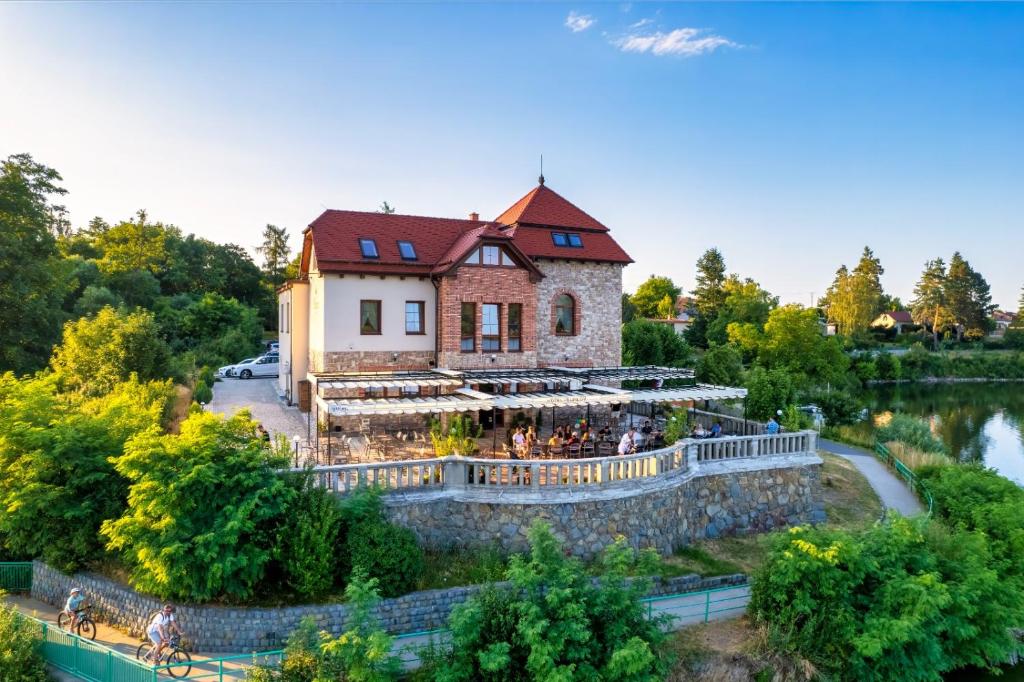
[63,587,87,630]
[146,604,184,663]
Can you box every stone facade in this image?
[29,561,745,654]
[313,350,436,373]
[436,264,539,370]
[534,260,623,367]
[387,455,825,559]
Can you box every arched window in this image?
[555,294,575,336]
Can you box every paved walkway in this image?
[819,438,924,516]
[207,376,308,443]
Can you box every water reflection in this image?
[860,382,1024,484]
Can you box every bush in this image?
[321,572,403,681]
[877,413,946,454]
[750,518,1023,681]
[0,599,49,682]
[440,521,669,682]
[197,365,216,386]
[271,473,345,600]
[809,390,862,427]
[192,379,213,405]
[874,352,901,380]
[743,367,796,421]
[101,410,291,601]
[0,374,173,571]
[347,519,423,599]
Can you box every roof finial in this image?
[538,154,545,185]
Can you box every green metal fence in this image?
[874,442,934,515]
[0,561,33,591]
[641,583,751,625]
[12,609,283,682]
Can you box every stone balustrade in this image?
[297,430,817,497]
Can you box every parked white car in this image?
[234,354,280,379]
[218,358,255,378]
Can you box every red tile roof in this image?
[495,184,610,231]
[884,311,914,324]
[304,184,632,276]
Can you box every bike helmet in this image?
[70,587,82,594]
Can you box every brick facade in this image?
[437,264,539,370]
[312,350,436,373]
[534,260,623,367]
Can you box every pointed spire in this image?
[539,154,545,185]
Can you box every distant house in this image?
[871,311,915,334]
[646,317,692,336]
[991,310,1018,337]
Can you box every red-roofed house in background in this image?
[991,310,1018,337]
[277,180,633,405]
[870,310,916,335]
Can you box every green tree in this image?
[441,521,668,682]
[821,247,886,336]
[72,284,123,317]
[50,307,171,396]
[945,252,995,340]
[691,248,727,318]
[320,572,403,682]
[621,293,637,323]
[655,294,675,319]
[629,276,681,319]
[256,224,291,286]
[911,259,951,348]
[622,319,692,367]
[705,275,777,346]
[743,367,796,421]
[0,374,173,571]
[695,343,743,387]
[282,253,302,282]
[94,210,169,276]
[101,410,291,601]
[378,201,396,214]
[273,474,345,599]
[0,153,71,374]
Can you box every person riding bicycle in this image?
[63,587,87,630]
[146,604,184,663]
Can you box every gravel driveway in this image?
[206,377,308,444]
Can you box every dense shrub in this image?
[440,521,669,682]
[347,519,423,599]
[622,319,693,367]
[808,389,862,426]
[0,373,173,571]
[0,599,49,682]
[877,413,946,454]
[750,518,1023,681]
[192,379,213,404]
[102,410,290,601]
[874,351,902,380]
[272,473,345,600]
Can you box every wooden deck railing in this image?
[295,428,818,495]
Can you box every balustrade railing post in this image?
[531,463,540,489]
[600,459,610,483]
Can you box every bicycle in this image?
[136,633,192,678]
[57,606,97,640]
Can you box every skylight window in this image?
[397,241,417,260]
[551,232,583,248]
[359,238,379,258]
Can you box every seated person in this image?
[547,433,562,451]
[691,423,707,438]
[64,587,87,629]
[709,422,723,438]
[618,427,636,455]
[641,420,654,436]
[598,425,611,441]
[566,431,579,446]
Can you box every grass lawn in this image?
[657,451,882,578]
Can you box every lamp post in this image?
[292,435,301,468]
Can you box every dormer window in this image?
[465,245,515,267]
[359,238,379,258]
[551,232,583,248]
[397,241,417,261]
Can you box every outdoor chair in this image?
[566,443,581,459]
[597,442,614,457]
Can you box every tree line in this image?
[0,153,298,377]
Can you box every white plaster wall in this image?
[277,288,292,397]
[322,275,436,354]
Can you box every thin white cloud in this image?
[565,11,596,33]
[630,18,654,30]
[615,27,738,57]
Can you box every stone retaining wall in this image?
[387,455,825,558]
[30,562,745,654]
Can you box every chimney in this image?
[469,212,479,221]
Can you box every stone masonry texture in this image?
[387,462,825,559]
[30,562,744,654]
[534,260,623,367]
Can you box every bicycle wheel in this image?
[56,613,70,631]
[76,618,97,641]
[136,642,154,661]
[166,649,192,678]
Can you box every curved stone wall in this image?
[386,454,825,558]
[29,561,745,654]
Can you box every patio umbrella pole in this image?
[492,408,497,455]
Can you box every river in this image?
[859,381,1024,484]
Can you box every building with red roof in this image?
[278,179,633,405]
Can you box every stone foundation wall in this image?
[29,562,744,654]
[316,350,436,373]
[387,457,825,558]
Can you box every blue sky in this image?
[1,2,1021,310]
